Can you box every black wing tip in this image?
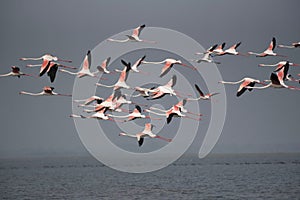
[135,105,142,112]
[138,138,144,146]
[140,24,146,28]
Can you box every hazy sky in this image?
[0,0,299,158]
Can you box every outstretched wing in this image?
[195,84,204,97]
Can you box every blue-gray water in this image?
[1,153,299,200]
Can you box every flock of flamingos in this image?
[2,24,300,147]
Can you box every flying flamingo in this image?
[219,77,263,97]
[193,44,220,64]
[248,37,286,57]
[212,43,226,56]
[142,58,196,77]
[108,105,160,122]
[145,99,201,124]
[0,66,36,78]
[246,62,300,90]
[115,55,147,74]
[20,54,72,63]
[95,57,111,74]
[26,61,76,82]
[192,53,221,64]
[119,123,172,147]
[19,86,71,96]
[148,75,177,100]
[221,42,247,56]
[82,90,120,113]
[148,99,202,117]
[278,42,300,49]
[128,86,157,98]
[96,60,131,90]
[187,84,219,100]
[70,107,115,121]
[60,50,104,79]
[107,24,156,43]
[259,61,300,82]
[259,61,300,70]
[73,95,104,106]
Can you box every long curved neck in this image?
[20,91,43,96]
[248,83,272,89]
[260,63,277,67]
[248,52,260,56]
[146,109,166,116]
[142,60,164,64]
[0,73,11,77]
[220,79,244,85]
[108,114,128,118]
[150,107,168,112]
[21,57,43,61]
[60,69,78,75]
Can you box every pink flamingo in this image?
[119,123,172,147]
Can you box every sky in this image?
[0,0,299,158]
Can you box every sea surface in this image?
[0,153,299,200]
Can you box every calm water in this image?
[0,153,299,200]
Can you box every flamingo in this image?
[107,24,156,43]
[145,99,201,124]
[219,77,263,97]
[119,123,172,147]
[95,57,111,74]
[108,105,160,122]
[82,90,119,113]
[248,37,286,57]
[20,53,72,63]
[222,42,246,56]
[187,84,219,100]
[149,99,202,117]
[60,50,102,78]
[96,60,131,90]
[0,66,36,78]
[259,61,300,70]
[26,61,76,82]
[126,86,157,98]
[148,75,177,100]
[115,55,146,74]
[212,43,226,56]
[278,42,300,49]
[142,58,196,77]
[73,96,104,106]
[259,61,300,82]
[246,62,300,90]
[70,107,114,121]
[191,53,220,64]
[193,44,220,64]
[19,86,71,96]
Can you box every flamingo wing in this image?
[195,84,204,97]
[166,113,176,124]
[270,73,280,85]
[132,24,145,37]
[268,37,276,51]
[166,75,177,87]
[160,62,173,78]
[138,137,144,147]
[40,60,51,77]
[83,50,91,70]
[47,63,58,83]
[237,80,251,97]
[12,66,20,73]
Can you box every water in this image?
[0,153,299,199]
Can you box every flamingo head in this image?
[119,133,127,136]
